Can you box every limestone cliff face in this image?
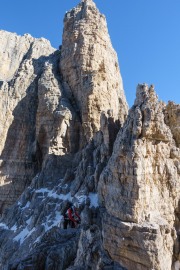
[60,0,128,141]
[0,0,128,212]
[0,31,34,81]
[0,33,57,209]
[165,102,180,148]
[99,84,180,270]
[0,1,179,270]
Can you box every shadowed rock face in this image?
[0,1,179,270]
[0,34,57,210]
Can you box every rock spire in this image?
[99,84,180,269]
[60,0,128,141]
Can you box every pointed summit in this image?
[81,0,94,3]
[81,0,96,7]
[60,1,128,140]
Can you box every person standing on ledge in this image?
[64,202,81,229]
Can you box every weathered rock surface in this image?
[0,0,179,270]
[0,31,52,81]
[0,32,58,210]
[60,0,128,141]
[99,84,180,269]
[165,101,180,148]
[0,0,128,269]
[9,227,80,270]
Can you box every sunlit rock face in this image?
[0,0,128,213]
[0,0,179,270]
[99,84,180,270]
[165,101,180,148]
[60,0,128,141]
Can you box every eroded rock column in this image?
[99,84,180,270]
[60,0,128,141]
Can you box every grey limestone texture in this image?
[0,0,179,269]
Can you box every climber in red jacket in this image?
[64,202,81,229]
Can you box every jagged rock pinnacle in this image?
[81,0,96,9]
[81,0,94,3]
[60,0,128,140]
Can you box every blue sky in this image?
[1,0,179,107]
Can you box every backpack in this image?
[64,207,73,220]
